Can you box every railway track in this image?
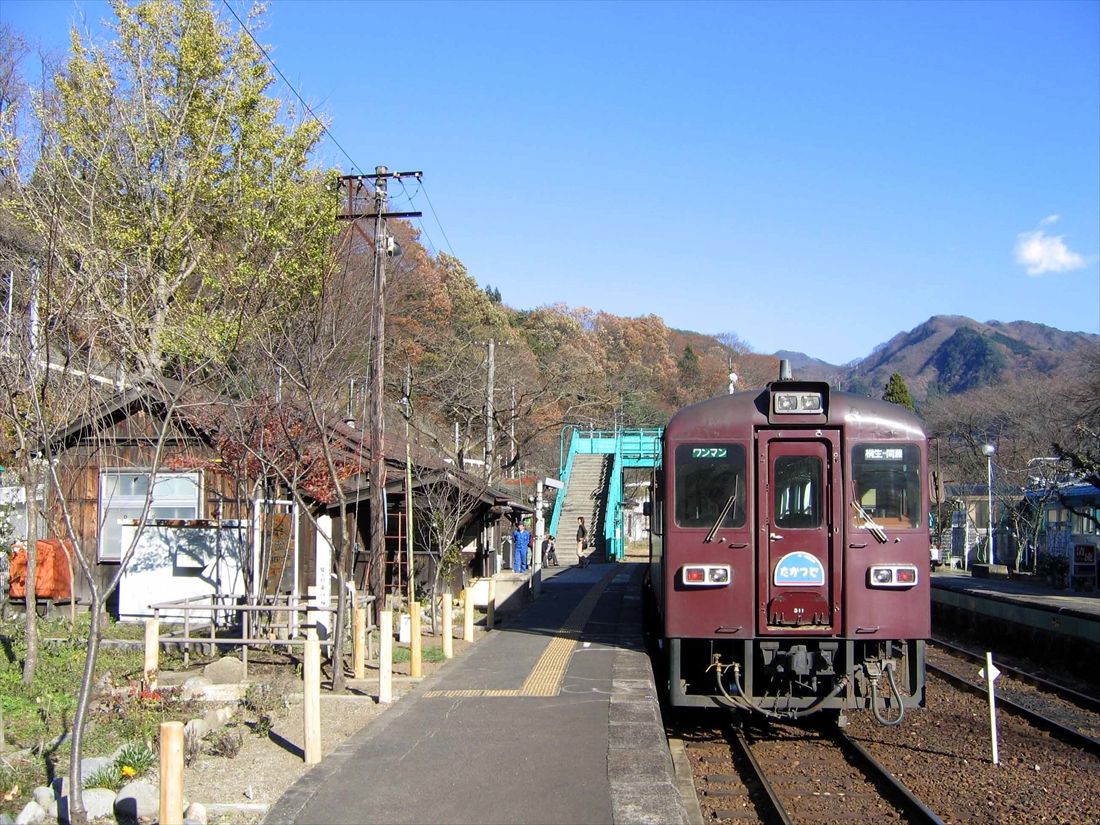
[928,638,1100,753]
[682,719,942,824]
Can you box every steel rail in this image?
[931,637,1100,713]
[726,727,794,825]
[834,731,945,825]
[926,662,1100,755]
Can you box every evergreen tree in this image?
[883,372,915,411]
[677,345,702,385]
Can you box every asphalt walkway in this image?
[265,562,687,825]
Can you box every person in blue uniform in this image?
[512,521,531,574]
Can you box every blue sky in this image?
[4,0,1098,365]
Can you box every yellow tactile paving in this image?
[424,569,620,699]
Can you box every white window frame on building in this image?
[98,470,202,562]
[1072,508,1099,536]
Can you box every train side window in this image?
[674,444,746,529]
[851,444,921,529]
[773,456,822,529]
[649,467,664,535]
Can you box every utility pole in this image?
[337,168,422,613]
[404,363,414,610]
[485,338,495,484]
[509,385,516,479]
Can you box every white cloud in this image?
[1014,220,1086,276]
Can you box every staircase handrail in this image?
[549,426,581,539]
[551,425,664,560]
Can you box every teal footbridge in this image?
[548,427,663,561]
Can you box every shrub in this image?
[241,684,279,738]
[1036,552,1069,583]
[204,727,243,759]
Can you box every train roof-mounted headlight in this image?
[774,391,823,415]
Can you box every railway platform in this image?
[265,561,688,825]
[931,569,1100,681]
[932,569,1100,623]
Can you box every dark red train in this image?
[647,365,929,724]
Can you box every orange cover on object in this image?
[8,539,74,601]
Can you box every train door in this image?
[757,433,841,634]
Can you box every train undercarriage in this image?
[666,637,926,725]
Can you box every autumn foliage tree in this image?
[1,1,338,817]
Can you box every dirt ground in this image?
[182,632,478,824]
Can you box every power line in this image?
[396,177,440,257]
[420,182,457,259]
[221,2,462,265]
[220,0,363,174]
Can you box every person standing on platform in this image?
[512,521,531,574]
[542,534,558,567]
[576,516,589,567]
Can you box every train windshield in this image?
[674,444,747,529]
[851,444,922,529]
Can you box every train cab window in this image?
[774,456,822,529]
[674,444,746,529]
[851,444,921,529]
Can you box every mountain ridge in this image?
[768,316,1098,399]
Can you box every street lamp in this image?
[982,444,996,565]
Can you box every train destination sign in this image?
[864,447,904,461]
[691,447,728,459]
[773,551,826,586]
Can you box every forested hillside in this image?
[377,234,782,474]
[835,315,1097,401]
[386,231,1098,482]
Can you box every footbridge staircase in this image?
[548,427,662,564]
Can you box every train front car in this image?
[652,376,929,724]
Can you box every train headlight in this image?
[682,565,732,587]
[868,564,919,588]
[773,392,823,414]
[775,393,799,412]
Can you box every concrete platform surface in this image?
[265,562,687,825]
[932,569,1100,621]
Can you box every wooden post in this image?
[303,624,321,765]
[159,721,184,825]
[463,587,474,642]
[410,609,422,678]
[379,610,393,704]
[144,617,159,691]
[241,607,249,681]
[487,577,496,630]
[442,591,453,659]
[353,604,367,680]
